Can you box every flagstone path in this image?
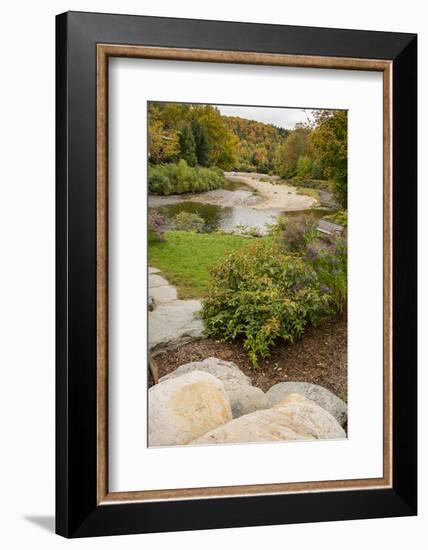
[148,267,204,356]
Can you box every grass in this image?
[296,187,321,203]
[292,178,333,192]
[149,231,270,299]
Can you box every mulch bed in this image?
[150,316,347,400]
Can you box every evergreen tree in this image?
[191,120,210,166]
[178,124,197,166]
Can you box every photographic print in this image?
[147,102,348,447]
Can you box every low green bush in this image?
[234,224,262,237]
[202,241,332,368]
[173,211,205,232]
[148,160,226,195]
[278,215,347,313]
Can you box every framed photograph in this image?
[56,11,417,538]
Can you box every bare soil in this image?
[150,316,347,401]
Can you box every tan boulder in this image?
[190,393,346,445]
[148,371,232,447]
[159,357,268,418]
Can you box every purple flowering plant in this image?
[148,209,166,242]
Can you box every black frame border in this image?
[56,11,417,538]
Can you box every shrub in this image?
[202,241,332,368]
[148,165,174,195]
[277,214,347,313]
[234,224,262,237]
[280,215,318,253]
[148,209,166,241]
[148,160,226,195]
[306,236,347,313]
[173,211,205,232]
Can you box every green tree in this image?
[154,102,191,127]
[192,105,237,169]
[179,124,197,166]
[274,125,311,178]
[296,155,313,179]
[310,110,348,207]
[310,159,323,179]
[191,120,210,166]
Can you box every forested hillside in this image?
[224,116,289,173]
[148,102,347,207]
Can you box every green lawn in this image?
[149,231,268,299]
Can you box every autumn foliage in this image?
[148,103,347,205]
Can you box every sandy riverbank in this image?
[224,172,317,210]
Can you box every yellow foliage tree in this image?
[148,118,180,163]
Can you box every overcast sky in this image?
[216,105,314,130]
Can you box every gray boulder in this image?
[227,386,269,418]
[159,357,252,390]
[266,382,347,427]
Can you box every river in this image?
[148,173,335,234]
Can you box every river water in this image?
[148,179,333,234]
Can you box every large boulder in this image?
[266,382,347,427]
[159,357,263,418]
[159,357,252,390]
[148,370,232,447]
[227,386,269,418]
[190,394,346,445]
